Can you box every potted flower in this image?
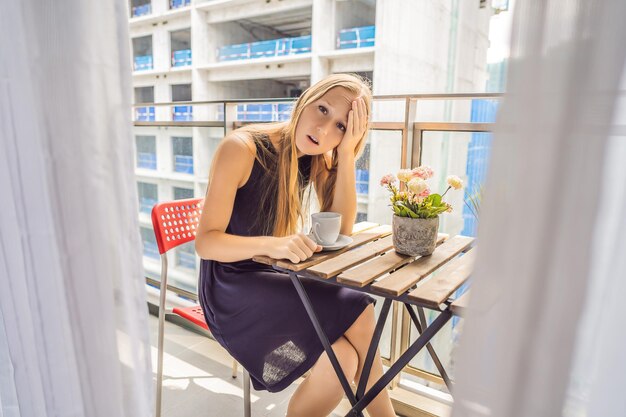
[380,166,464,256]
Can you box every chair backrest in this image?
[151,198,204,255]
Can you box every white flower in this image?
[407,177,428,195]
[446,175,463,190]
[397,169,412,183]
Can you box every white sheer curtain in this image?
[452,1,626,417]
[0,1,152,416]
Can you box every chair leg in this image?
[243,368,251,417]
[155,255,169,417]
[232,359,238,379]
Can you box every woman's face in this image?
[294,87,357,156]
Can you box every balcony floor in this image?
[148,313,360,417]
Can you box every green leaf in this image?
[428,193,443,207]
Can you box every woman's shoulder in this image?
[221,131,257,158]
[211,132,258,189]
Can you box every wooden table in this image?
[253,222,475,417]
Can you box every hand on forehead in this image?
[320,87,365,117]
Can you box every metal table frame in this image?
[280,267,455,417]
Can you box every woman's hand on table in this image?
[266,233,322,263]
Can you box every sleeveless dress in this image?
[198,137,375,393]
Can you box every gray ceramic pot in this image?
[392,215,439,256]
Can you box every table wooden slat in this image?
[407,248,477,308]
[450,291,470,316]
[275,224,392,271]
[307,235,395,279]
[252,221,384,268]
[350,221,380,234]
[370,236,474,297]
[337,233,449,287]
[252,254,276,266]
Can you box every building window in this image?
[132,35,153,71]
[130,0,151,17]
[173,187,194,200]
[176,241,196,270]
[140,226,159,259]
[136,135,156,169]
[172,83,192,121]
[137,182,158,214]
[171,29,191,67]
[356,212,368,223]
[134,86,155,121]
[172,137,193,174]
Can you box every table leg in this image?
[346,309,453,417]
[356,298,392,400]
[404,304,454,392]
[287,272,362,416]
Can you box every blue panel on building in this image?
[170,0,190,9]
[173,105,193,121]
[134,55,153,71]
[135,106,155,121]
[217,35,312,62]
[132,4,151,17]
[338,26,376,49]
[172,49,192,67]
[174,155,194,174]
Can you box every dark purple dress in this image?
[198,138,375,393]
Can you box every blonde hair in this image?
[237,73,373,237]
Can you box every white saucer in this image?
[317,234,353,251]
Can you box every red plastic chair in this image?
[151,198,251,417]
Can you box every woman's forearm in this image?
[330,152,357,235]
[195,230,273,262]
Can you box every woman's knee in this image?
[315,336,359,385]
[344,304,376,347]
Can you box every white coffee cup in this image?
[311,212,342,246]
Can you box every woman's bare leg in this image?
[344,304,396,417]
[286,336,359,417]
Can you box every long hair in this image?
[236,73,373,237]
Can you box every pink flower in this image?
[412,165,434,180]
[418,186,431,197]
[380,174,396,187]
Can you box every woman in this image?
[195,73,396,417]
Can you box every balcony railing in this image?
[135,106,155,121]
[137,152,157,170]
[132,92,502,396]
[134,55,153,71]
[173,105,193,121]
[131,3,151,17]
[338,25,376,49]
[237,103,293,121]
[217,35,312,62]
[172,49,192,67]
[174,155,193,174]
[170,0,190,9]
